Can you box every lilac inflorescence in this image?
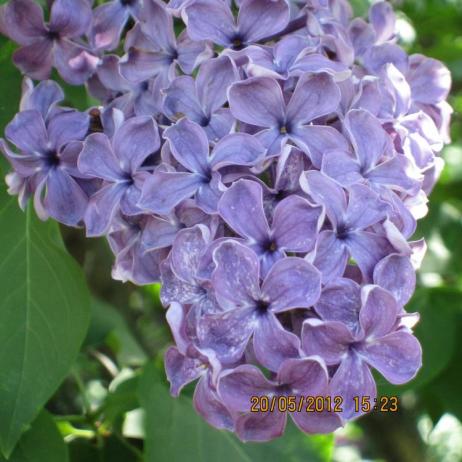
[0,0,452,441]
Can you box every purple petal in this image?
[235,411,286,442]
[300,171,346,228]
[184,0,235,46]
[163,118,209,174]
[138,170,202,215]
[47,110,89,150]
[13,39,53,81]
[20,80,64,119]
[345,184,389,230]
[163,76,205,122]
[195,174,222,213]
[367,154,421,194]
[176,30,213,74]
[49,0,92,37]
[237,0,289,43]
[44,168,88,226]
[359,285,399,339]
[272,195,322,253]
[253,313,300,372]
[287,73,341,125]
[165,346,203,396]
[196,55,238,113]
[360,331,422,384]
[205,109,235,142]
[120,49,171,82]
[53,41,99,85]
[312,231,349,284]
[228,77,285,128]
[91,1,130,50]
[197,307,258,364]
[84,183,126,236]
[140,0,176,51]
[344,109,393,171]
[211,133,265,169]
[193,375,234,431]
[292,125,349,168]
[329,352,377,420]
[78,133,124,181]
[315,278,361,331]
[5,110,48,154]
[373,254,416,307]
[407,55,451,105]
[301,319,353,365]
[113,116,160,172]
[290,53,351,80]
[0,0,45,45]
[321,150,362,186]
[218,179,270,244]
[170,224,210,283]
[160,259,204,305]
[218,364,275,412]
[369,1,395,43]
[346,231,393,282]
[263,257,321,312]
[211,240,261,309]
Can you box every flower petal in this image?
[329,352,377,420]
[263,257,321,312]
[238,0,289,43]
[301,319,353,365]
[78,133,124,181]
[211,240,261,309]
[218,179,270,244]
[359,285,400,339]
[287,73,341,126]
[373,254,416,307]
[360,331,422,384]
[44,168,88,226]
[272,195,322,253]
[228,77,285,128]
[163,118,209,174]
[253,313,300,372]
[138,170,202,215]
[113,116,160,172]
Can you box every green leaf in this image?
[0,188,91,457]
[85,299,147,366]
[139,362,334,462]
[0,411,69,462]
[0,38,21,135]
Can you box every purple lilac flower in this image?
[0,0,98,83]
[228,72,347,160]
[218,179,323,276]
[183,0,290,50]
[218,358,342,441]
[91,0,141,51]
[197,240,321,371]
[303,284,422,419]
[78,113,160,236]
[0,0,454,443]
[0,81,89,225]
[139,118,265,214]
[163,55,239,141]
[300,170,395,283]
[120,0,212,87]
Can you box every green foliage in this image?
[0,412,69,462]
[139,361,334,462]
[0,186,90,457]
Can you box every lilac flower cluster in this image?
[0,0,452,441]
